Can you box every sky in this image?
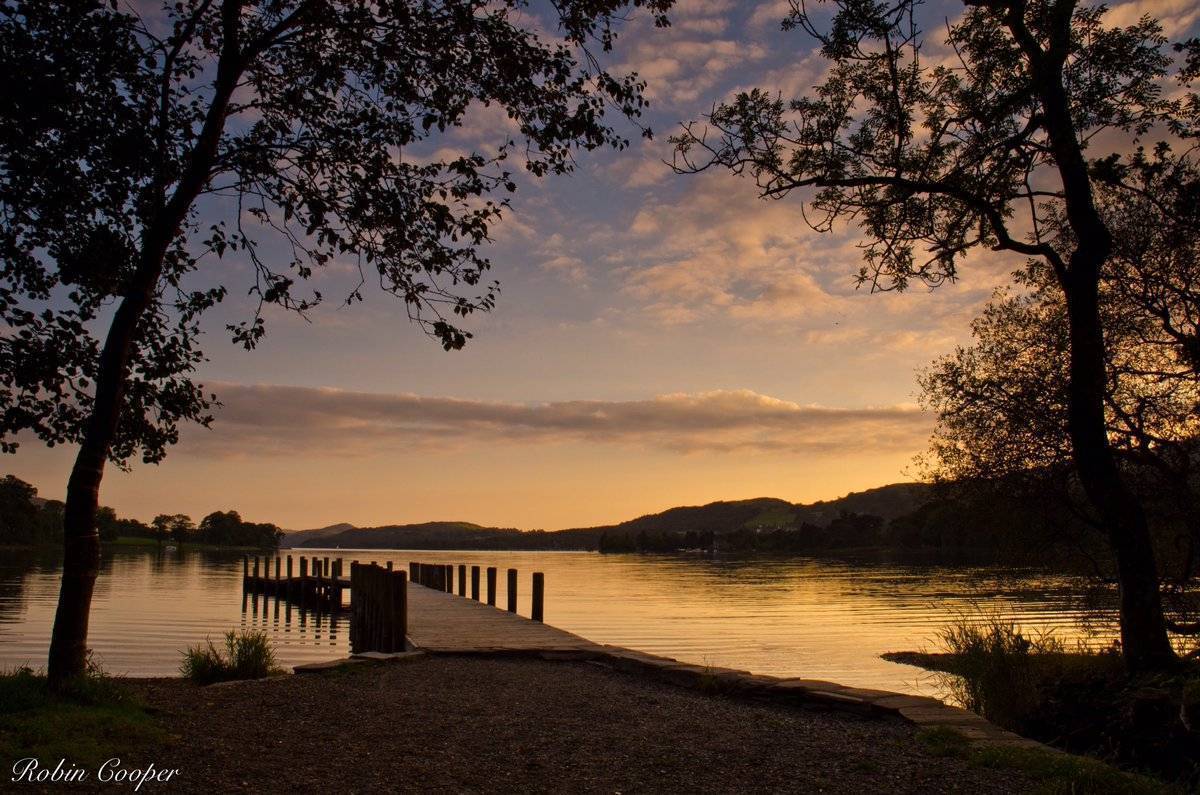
[8,0,1199,530]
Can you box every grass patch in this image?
[916,725,972,757]
[180,629,283,684]
[970,745,1173,794]
[917,727,1172,794]
[0,665,166,768]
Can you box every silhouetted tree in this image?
[673,0,1198,671]
[94,506,119,543]
[153,512,195,544]
[170,515,195,544]
[0,0,672,686]
[920,155,1200,648]
[37,500,65,544]
[0,474,39,544]
[198,509,281,547]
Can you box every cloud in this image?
[540,254,589,285]
[612,171,859,324]
[185,383,931,458]
[1106,0,1199,36]
[611,1,771,108]
[747,0,792,31]
[595,165,1011,355]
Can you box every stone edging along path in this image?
[296,643,1046,754]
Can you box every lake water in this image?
[0,547,1116,697]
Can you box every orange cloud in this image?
[185,383,931,459]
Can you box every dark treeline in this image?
[289,481,1123,567]
[0,475,281,549]
[287,521,599,551]
[595,479,1150,572]
[598,515,891,555]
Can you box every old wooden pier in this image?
[242,555,550,654]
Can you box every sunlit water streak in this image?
[0,547,1116,696]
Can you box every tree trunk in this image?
[45,30,245,686]
[46,288,156,687]
[1062,262,1176,671]
[1024,30,1178,672]
[46,460,102,686]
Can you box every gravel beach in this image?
[125,656,1036,793]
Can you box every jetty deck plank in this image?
[405,583,600,654]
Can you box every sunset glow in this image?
[6,0,1195,531]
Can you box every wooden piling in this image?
[444,564,453,593]
[275,556,281,581]
[507,568,518,613]
[486,567,497,606]
[287,555,293,579]
[458,565,466,597]
[253,556,260,580]
[471,566,480,600]
[349,562,359,650]
[393,571,408,651]
[380,565,394,652]
[243,556,249,581]
[532,572,544,622]
[386,560,393,571]
[370,566,380,651]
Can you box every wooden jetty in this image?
[405,583,595,654]
[242,554,550,654]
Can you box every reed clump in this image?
[180,630,282,684]
[931,611,1198,788]
[936,613,1069,728]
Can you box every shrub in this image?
[932,613,1197,787]
[936,612,1067,729]
[181,630,282,684]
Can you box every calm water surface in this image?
[0,547,1116,696]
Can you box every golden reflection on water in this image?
[0,547,1116,696]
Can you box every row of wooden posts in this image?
[408,561,545,622]
[242,553,348,609]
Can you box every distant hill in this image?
[791,483,931,526]
[575,483,933,552]
[284,520,601,550]
[283,483,933,552]
[286,522,356,545]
